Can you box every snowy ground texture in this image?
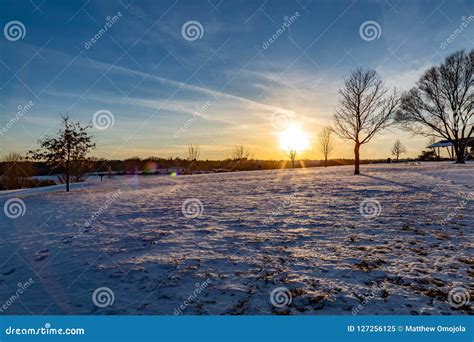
[0,162,472,315]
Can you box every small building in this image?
[427,137,474,159]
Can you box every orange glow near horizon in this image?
[278,124,311,153]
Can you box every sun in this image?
[278,124,310,152]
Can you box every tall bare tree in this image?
[231,145,250,161]
[396,49,473,163]
[333,68,399,174]
[288,149,297,168]
[29,114,95,192]
[318,126,334,167]
[391,139,406,162]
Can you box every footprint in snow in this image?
[34,254,48,262]
[2,268,16,276]
[35,249,49,262]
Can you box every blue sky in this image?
[0,0,473,160]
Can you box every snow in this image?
[0,162,472,315]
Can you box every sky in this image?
[0,0,473,160]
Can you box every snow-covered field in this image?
[0,162,472,315]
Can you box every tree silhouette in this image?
[318,126,334,167]
[231,145,250,161]
[333,68,399,174]
[288,149,297,168]
[391,139,406,162]
[396,49,473,163]
[29,114,95,192]
[185,144,200,174]
[186,144,200,161]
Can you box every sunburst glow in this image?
[278,124,310,152]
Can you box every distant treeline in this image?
[0,157,398,177]
[1,156,430,191]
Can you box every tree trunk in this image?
[354,142,360,175]
[66,157,70,192]
[324,156,327,167]
[455,145,465,164]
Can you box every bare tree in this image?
[333,68,399,174]
[185,144,200,174]
[186,144,200,161]
[288,149,297,168]
[29,114,95,192]
[391,139,407,162]
[396,49,473,163]
[231,145,250,161]
[318,126,334,167]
